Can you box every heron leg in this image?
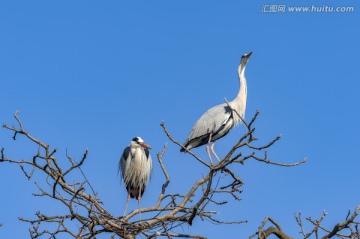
[210,142,221,162]
[138,185,142,221]
[206,132,214,164]
[206,145,213,164]
[123,189,130,218]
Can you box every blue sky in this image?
[1,0,359,238]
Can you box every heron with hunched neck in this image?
[119,136,152,218]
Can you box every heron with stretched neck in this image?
[181,52,252,163]
[119,137,152,219]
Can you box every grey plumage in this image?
[181,103,234,151]
[119,137,152,216]
[181,52,252,160]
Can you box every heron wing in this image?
[182,103,233,150]
[144,148,150,159]
[119,146,131,179]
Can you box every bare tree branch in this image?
[321,206,360,239]
[3,111,357,239]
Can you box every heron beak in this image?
[140,142,152,149]
[242,52,253,59]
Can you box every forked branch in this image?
[3,111,354,239]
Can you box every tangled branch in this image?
[3,110,354,239]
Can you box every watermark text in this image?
[261,5,354,13]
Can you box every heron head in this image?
[240,52,252,65]
[132,137,152,149]
[238,52,252,74]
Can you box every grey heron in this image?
[181,52,252,163]
[119,137,152,217]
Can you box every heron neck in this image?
[230,64,247,119]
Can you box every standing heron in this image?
[119,137,152,218]
[181,52,252,163]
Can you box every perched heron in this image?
[181,52,252,163]
[119,137,152,217]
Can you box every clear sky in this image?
[1,0,359,238]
